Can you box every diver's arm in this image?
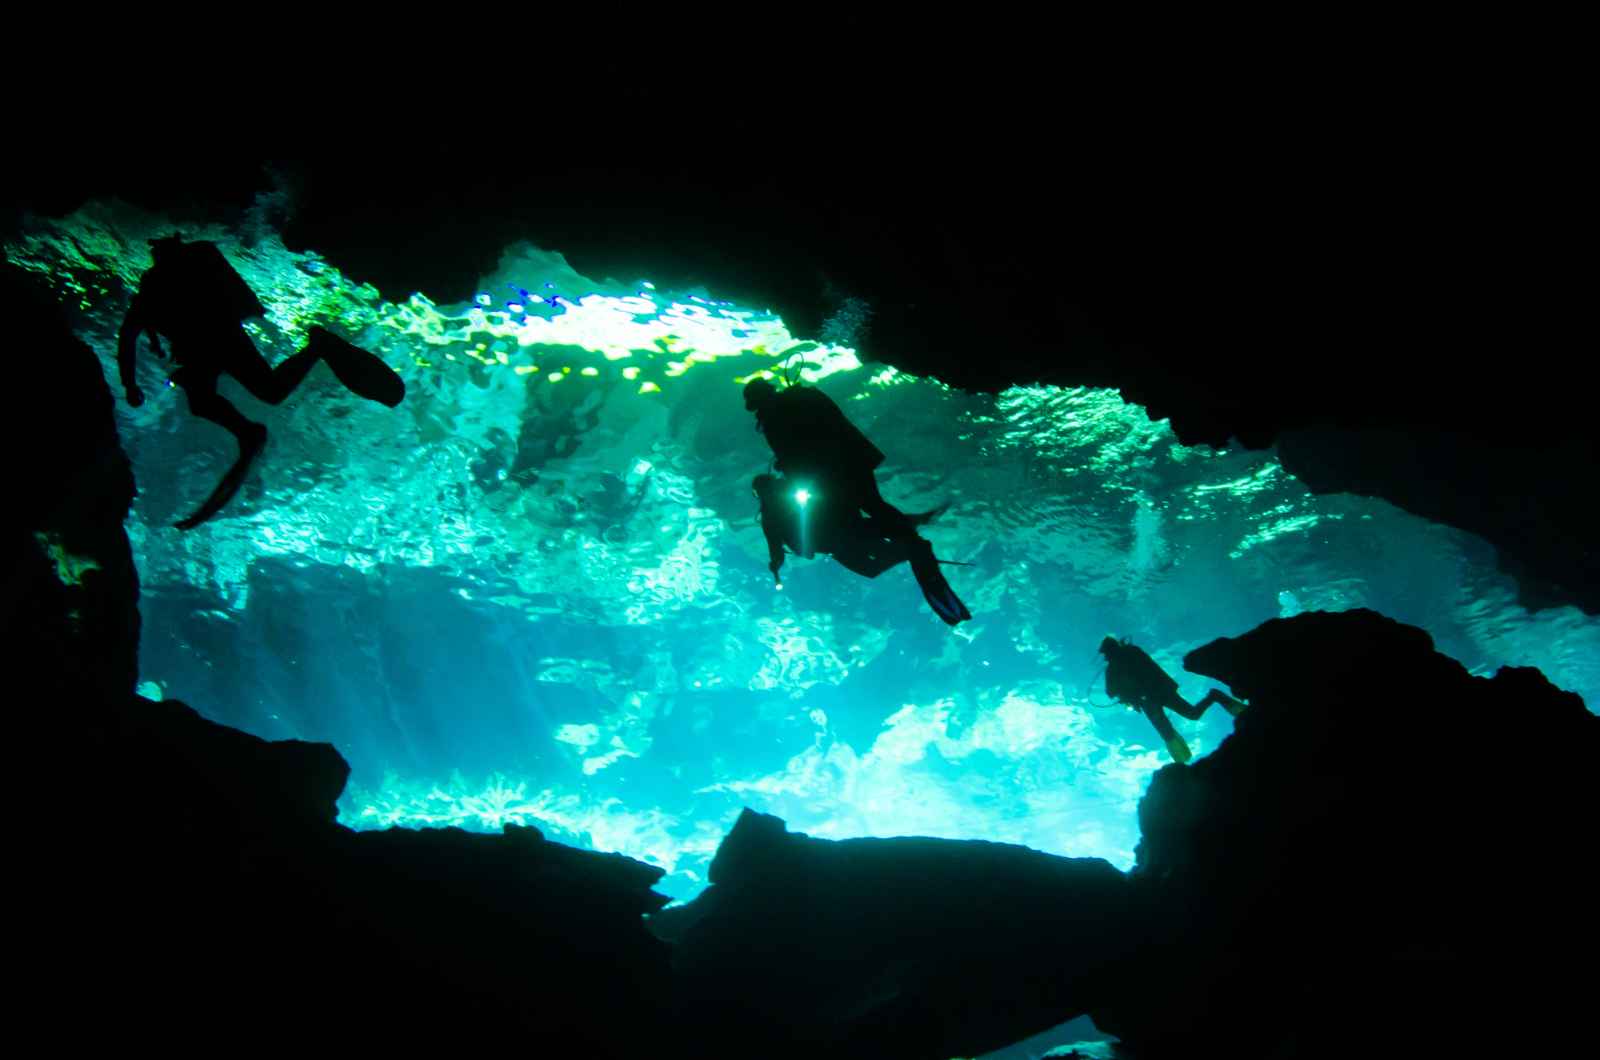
[116,293,147,407]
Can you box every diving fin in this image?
[306,327,406,408]
[909,543,972,626]
[1164,733,1193,765]
[175,425,266,531]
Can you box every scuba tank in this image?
[1101,638,1180,709]
[144,238,267,330]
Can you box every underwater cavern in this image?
[8,110,1597,1060]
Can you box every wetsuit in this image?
[117,239,402,529]
[753,386,913,537]
[1101,638,1245,763]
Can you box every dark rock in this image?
[113,695,350,829]
[668,808,1134,1059]
[1279,426,1600,613]
[1092,609,1597,1057]
[39,684,678,1055]
[11,275,676,1056]
[5,270,140,704]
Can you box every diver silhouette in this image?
[1098,636,1246,764]
[753,473,971,626]
[743,377,918,539]
[117,236,405,529]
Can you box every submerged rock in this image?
[7,270,140,708]
[1280,427,1600,614]
[40,686,678,1055]
[664,808,1134,1059]
[664,613,1596,1058]
[14,278,676,1056]
[1095,609,1597,1057]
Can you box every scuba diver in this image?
[753,473,971,626]
[743,376,917,539]
[1098,636,1246,764]
[118,236,405,529]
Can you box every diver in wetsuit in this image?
[1099,636,1246,764]
[753,473,970,626]
[743,377,917,539]
[118,236,405,529]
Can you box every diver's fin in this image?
[175,428,265,531]
[1164,733,1193,764]
[305,327,406,407]
[910,544,971,626]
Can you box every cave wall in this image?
[7,100,1594,1054]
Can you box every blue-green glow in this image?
[10,202,1597,900]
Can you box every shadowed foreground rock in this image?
[1093,609,1598,1057]
[1279,428,1600,614]
[13,279,674,1056]
[661,612,1597,1059]
[39,695,676,1054]
[10,260,1596,1057]
[658,809,1134,1059]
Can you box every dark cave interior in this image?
[7,58,1595,1059]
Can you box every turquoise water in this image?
[12,202,1597,898]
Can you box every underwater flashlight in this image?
[794,486,814,558]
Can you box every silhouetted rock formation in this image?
[1279,427,1600,613]
[13,279,675,1056]
[8,271,141,706]
[660,612,1596,1059]
[662,808,1133,1059]
[1097,609,1597,1057]
[56,696,676,1054]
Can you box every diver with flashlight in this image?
[752,473,970,626]
[743,376,917,539]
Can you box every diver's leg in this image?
[853,470,916,538]
[1143,705,1193,764]
[223,329,320,406]
[175,373,267,530]
[1196,689,1247,717]
[1165,694,1208,721]
[182,370,267,447]
[831,534,908,580]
